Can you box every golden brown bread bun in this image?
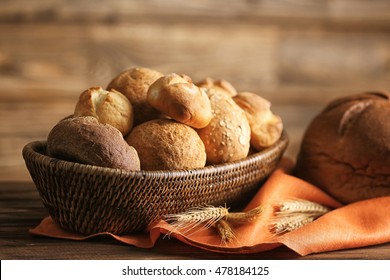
[147,73,213,129]
[295,92,390,203]
[74,87,133,136]
[106,67,164,125]
[233,92,283,151]
[125,119,207,171]
[47,116,140,171]
[197,89,251,164]
[196,77,238,97]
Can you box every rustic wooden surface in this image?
[1,181,390,260]
[1,0,390,260]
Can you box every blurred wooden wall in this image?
[1,0,389,181]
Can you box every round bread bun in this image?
[47,116,140,171]
[197,89,251,164]
[74,86,133,136]
[295,91,390,203]
[233,91,283,151]
[196,77,238,97]
[125,119,206,171]
[106,67,164,125]
[147,73,213,129]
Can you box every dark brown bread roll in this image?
[125,119,206,171]
[47,116,140,171]
[295,92,390,203]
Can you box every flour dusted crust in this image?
[74,87,133,136]
[106,67,164,125]
[197,89,251,164]
[295,92,390,203]
[47,116,140,171]
[125,119,206,171]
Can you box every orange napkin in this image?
[30,158,390,256]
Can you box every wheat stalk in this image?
[164,205,229,236]
[270,199,332,234]
[164,204,263,239]
[216,219,237,245]
[225,205,263,224]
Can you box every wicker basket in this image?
[22,131,288,235]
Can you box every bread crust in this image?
[197,89,251,164]
[295,92,390,203]
[74,87,133,136]
[196,77,238,97]
[107,67,164,125]
[125,119,207,170]
[147,73,213,129]
[233,92,283,151]
[47,116,140,171]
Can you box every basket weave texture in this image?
[22,132,288,235]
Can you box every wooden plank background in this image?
[1,0,389,181]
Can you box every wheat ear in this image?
[216,219,237,245]
[277,199,331,216]
[164,204,264,240]
[270,199,332,234]
[271,215,316,234]
[164,205,229,236]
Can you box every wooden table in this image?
[1,2,390,261]
[1,181,389,260]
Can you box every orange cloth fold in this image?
[29,158,390,256]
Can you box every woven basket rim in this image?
[22,130,288,178]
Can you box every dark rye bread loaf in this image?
[295,92,390,203]
[47,116,140,171]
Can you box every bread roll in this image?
[197,89,251,164]
[147,73,213,129]
[196,77,237,97]
[74,87,133,136]
[125,119,207,170]
[107,67,164,125]
[233,92,283,151]
[295,92,390,203]
[47,116,140,171]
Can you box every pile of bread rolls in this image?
[47,67,283,171]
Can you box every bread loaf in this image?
[107,67,164,125]
[147,73,213,129]
[125,119,207,170]
[233,91,283,151]
[196,77,237,97]
[197,89,251,164]
[295,92,390,203]
[47,116,140,171]
[74,87,133,136]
